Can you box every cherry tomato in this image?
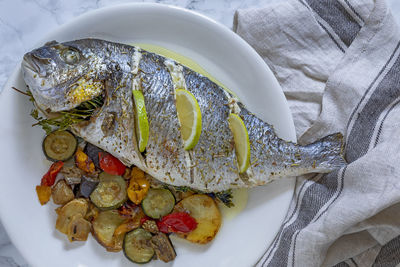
[157,212,197,234]
[98,152,126,176]
[41,161,64,186]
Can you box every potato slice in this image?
[56,198,89,234]
[92,210,126,252]
[67,213,91,242]
[52,179,74,205]
[174,194,221,244]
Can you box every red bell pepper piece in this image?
[98,152,126,176]
[41,161,64,186]
[157,212,197,234]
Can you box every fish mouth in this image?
[22,54,40,74]
[22,53,51,78]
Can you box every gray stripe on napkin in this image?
[342,0,365,23]
[373,99,400,147]
[346,42,400,162]
[373,236,400,267]
[305,0,361,46]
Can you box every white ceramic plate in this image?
[0,3,295,267]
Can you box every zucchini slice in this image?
[90,172,127,210]
[92,209,126,251]
[123,228,154,264]
[142,188,175,219]
[43,131,78,161]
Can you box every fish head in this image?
[21,39,107,112]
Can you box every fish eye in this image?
[61,48,80,65]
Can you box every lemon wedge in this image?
[228,113,250,173]
[132,90,149,153]
[175,89,202,150]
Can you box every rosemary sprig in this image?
[19,88,104,135]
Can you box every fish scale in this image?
[21,38,347,192]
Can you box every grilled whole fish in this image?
[21,39,346,192]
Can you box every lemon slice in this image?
[228,113,250,173]
[132,90,149,153]
[175,89,202,150]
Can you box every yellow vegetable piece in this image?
[127,167,150,204]
[36,185,52,205]
[75,148,95,173]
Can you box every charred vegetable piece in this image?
[174,194,221,244]
[41,161,64,186]
[60,166,83,185]
[51,179,74,205]
[42,131,77,161]
[56,198,89,234]
[77,176,99,198]
[150,233,176,263]
[92,209,126,252]
[75,149,95,173]
[142,188,175,219]
[66,213,91,242]
[84,142,104,168]
[127,168,149,205]
[123,228,154,264]
[142,220,159,234]
[98,152,126,176]
[36,185,51,205]
[90,173,127,210]
[157,212,197,234]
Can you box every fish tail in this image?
[305,132,347,172]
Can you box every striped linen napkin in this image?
[234,0,400,266]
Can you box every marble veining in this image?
[1,0,400,266]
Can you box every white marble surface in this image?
[1,0,400,266]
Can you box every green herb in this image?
[174,185,234,208]
[20,88,104,135]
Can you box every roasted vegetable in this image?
[151,233,176,263]
[59,166,83,185]
[41,161,64,186]
[127,167,149,205]
[77,176,99,198]
[36,185,51,205]
[157,212,197,234]
[90,172,127,210]
[142,220,159,234]
[83,142,104,168]
[92,209,126,252]
[42,131,78,161]
[55,198,89,234]
[85,202,99,222]
[51,179,74,205]
[123,228,154,264]
[98,152,126,176]
[66,213,91,242]
[141,188,175,219]
[174,194,221,244]
[75,149,95,173]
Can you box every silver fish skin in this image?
[21,38,346,192]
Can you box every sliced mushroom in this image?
[67,213,91,242]
[55,198,88,234]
